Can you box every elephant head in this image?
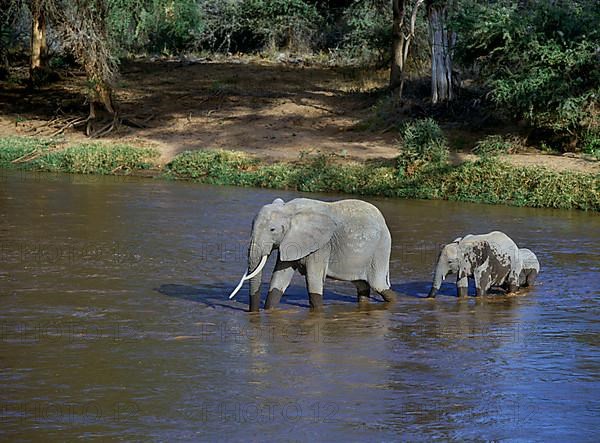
[229,198,337,311]
[427,237,462,298]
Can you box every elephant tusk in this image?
[228,255,268,299]
[246,255,268,279]
[228,272,247,299]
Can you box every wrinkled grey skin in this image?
[428,231,522,298]
[246,197,398,312]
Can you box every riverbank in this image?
[1,136,598,211]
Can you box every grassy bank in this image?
[0,137,159,174]
[1,136,598,211]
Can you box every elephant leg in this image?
[378,288,398,303]
[265,260,295,310]
[525,270,538,287]
[456,275,469,298]
[368,235,397,303]
[353,280,370,304]
[474,267,491,297]
[304,250,329,312]
[505,267,520,293]
[249,291,261,313]
[369,277,398,303]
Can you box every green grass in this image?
[0,137,159,174]
[1,136,598,211]
[166,150,600,211]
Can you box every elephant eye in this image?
[270,227,276,232]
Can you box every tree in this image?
[29,0,49,81]
[0,0,15,80]
[48,0,119,135]
[389,0,424,95]
[426,0,455,103]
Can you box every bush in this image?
[582,131,600,159]
[339,0,391,65]
[453,0,600,149]
[108,0,324,54]
[472,135,522,158]
[237,0,323,52]
[109,0,204,54]
[166,149,258,184]
[165,148,599,211]
[398,118,449,169]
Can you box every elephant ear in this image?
[279,211,337,261]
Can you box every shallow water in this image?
[1,170,599,441]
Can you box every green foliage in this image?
[237,0,323,52]
[472,134,521,158]
[109,0,204,53]
[582,130,600,159]
[2,137,597,211]
[0,137,159,173]
[166,148,599,211]
[453,0,600,148]
[165,149,258,184]
[107,0,323,54]
[398,118,449,168]
[339,0,392,65]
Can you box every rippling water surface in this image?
[1,171,599,441]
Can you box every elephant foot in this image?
[357,288,370,304]
[249,291,261,313]
[457,286,468,298]
[309,293,323,312]
[475,288,486,297]
[357,295,370,304]
[507,284,519,294]
[379,289,398,303]
[264,288,283,310]
[426,288,437,298]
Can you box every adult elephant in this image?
[428,231,522,298]
[229,198,399,312]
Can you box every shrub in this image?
[339,0,391,65]
[238,0,323,52]
[582,131,600,159]
[472,135,523,158]
[452,0,600,149]
[398,118,449,169]
[166,149,258,184]
[109,0,205,54]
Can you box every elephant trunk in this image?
[248,239,271,312]
[429,258,448,298]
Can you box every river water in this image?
[1,170,599,441]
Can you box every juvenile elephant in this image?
[428,231,522,298]
[229,197,399,312]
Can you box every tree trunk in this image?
[428,1,455,103]
[389,0,407,90]
[30,0,48,77]
[390,0,424,97]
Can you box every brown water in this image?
[1,170,599,441]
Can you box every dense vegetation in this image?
[1,0,597,151]
[0,1,598,211]
[2,136,597,211]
